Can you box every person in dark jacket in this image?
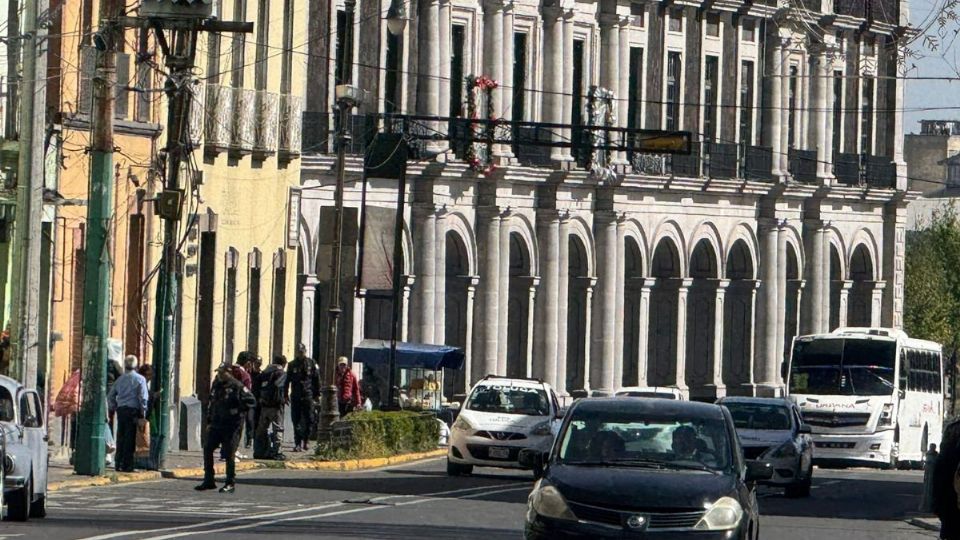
[242,355,263,449]
[196,365,256,493]
[254,355,288,460]
[220,352,253,461]
[286,344,320,452]
[934,418,960,539]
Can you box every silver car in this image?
[1,375,48,521]
[718,396,814,498]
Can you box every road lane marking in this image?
[139,484,533,539]
[76,481,526,540]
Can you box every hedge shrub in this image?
[315,410,440,461]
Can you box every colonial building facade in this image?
[299,0,909,399]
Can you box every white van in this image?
[447,376,563,475]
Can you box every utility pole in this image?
[74,0,121,476]
[8,0,49,389]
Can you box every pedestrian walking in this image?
[106,355,148,473]
[934,418,960,539]
[922,443,940,512]
[196,364,256,494]
[242,354,263,450]
[220,352,252,461]
[134,364,160,470]
[286,343,320,452]
[335,357,362,418]
[254,355,288,460]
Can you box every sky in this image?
[904,0,960,132]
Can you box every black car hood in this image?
[549,463,738,510]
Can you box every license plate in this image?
[489,447,510,459]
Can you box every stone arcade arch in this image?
[567,236,591,391]
[848,244,875,327]
[507,232,534,378]
[647,238,682,387]
[622,236,645,387]
[687,239,720,399]
[444,231,471,396]
[723,239,756,395]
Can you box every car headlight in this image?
[531,421,552,436]
[695,496,743,531]
[453,416,475,432]
[879,403,894,427]
[769,440,799,459]
[527,479,577,522]
[3,453,14,475]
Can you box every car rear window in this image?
[723,402,792,431]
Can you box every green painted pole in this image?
[74,0,119,476]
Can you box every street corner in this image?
[48,470,162,492]
[161,460,265,480]
[284,448,447,472]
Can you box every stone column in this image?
[402,276,414,341]
[353,291,365,350]
[526,279,539,377]
[675,279,693,395]
[636,278,655,387]
[805,221,825,333]
[613,216,627,390]
[414,207,437,344]
[617,17,631,165]
[534,210,561,387]
[439,0,451,117]
[556,214,571,393]
[476,207,501,377]
[501,1,515,127]
[712,280,730,398]
[821,226,831,330]
[583,277,597,390]
[775,221,788,384]
[800,51,810,149]
[769,38,784,176]
[465,277,479,384]
[748,281,761,394]
[434,210,447,343]
[418,0,441,121]
[815,49,834,181]
[497,209,511,374]
[483,0,505,127]
[757,220,779,391]
[779,42,790,174]
[541,6,565,160]
[599,14,620,95]
[838,281,853,328]
[871,281,886,327]
[299,275,320,352]
[591,211,618,393]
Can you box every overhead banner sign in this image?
[357,133,409,293]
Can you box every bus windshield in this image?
[790,338,896,396]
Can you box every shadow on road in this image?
[249,519,519,539]
[760,474,923,521]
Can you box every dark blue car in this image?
[521,398,771,539]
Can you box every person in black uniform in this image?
[286,343,321,452]
[195,365,256,493]
[934,418,960,540]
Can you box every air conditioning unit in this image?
[254,90,279,156]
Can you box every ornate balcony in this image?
[279,94,304,160]
[230,87,257,157]
[203,84,233,156]
[253,90,280,159]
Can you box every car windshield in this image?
[464,384,550,416]
[557,408,733,473]
[723,402,793,431]
[790,338,896,396]
[0,387,13,422]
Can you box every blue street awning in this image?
[353,339,465,371]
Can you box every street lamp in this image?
[385,0,407,36]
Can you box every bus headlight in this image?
[695,497,743,531]
[879,404,894,427]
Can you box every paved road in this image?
[0,459,940,539]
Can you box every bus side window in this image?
[899,351,908,391]
[907,350,916,392]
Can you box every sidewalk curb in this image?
[47,448,446,491]
[906,517,940,532]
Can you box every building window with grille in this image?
[385,31,402,113]
[512,32,527,123]
[705,12,720,37]
[254,0,269,92]
[230,0,247,88]
[280,0,294,95]
[669,8,683,32]
[450,24,466,116]
[335,9,354,86]
[630,3,645,27]
[860,77,874,154]
[787,65,798,148]
[704,56,718,142]
[665,51,682,131]
[741,19,756,42]
[739,60,754,145]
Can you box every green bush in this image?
[315,410,440,461]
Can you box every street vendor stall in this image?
[353,339,464,411]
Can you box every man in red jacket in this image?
[335,357,362,417]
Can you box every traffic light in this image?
[139,0,214,19]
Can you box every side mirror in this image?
[745,460,774,483]
[798,424,813,435]
[519,448,546,470]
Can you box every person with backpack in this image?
[254,355,288,460]
[195,363,256,493]
[286,343,321,452]
[934,418,960,539]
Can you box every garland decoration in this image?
[463,74,498,175]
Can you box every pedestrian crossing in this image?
[47,494,280,517]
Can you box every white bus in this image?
[786,328,943,468]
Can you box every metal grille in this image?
[568,501,704,530]
[475,431,527,441]
[804,411,871,428]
